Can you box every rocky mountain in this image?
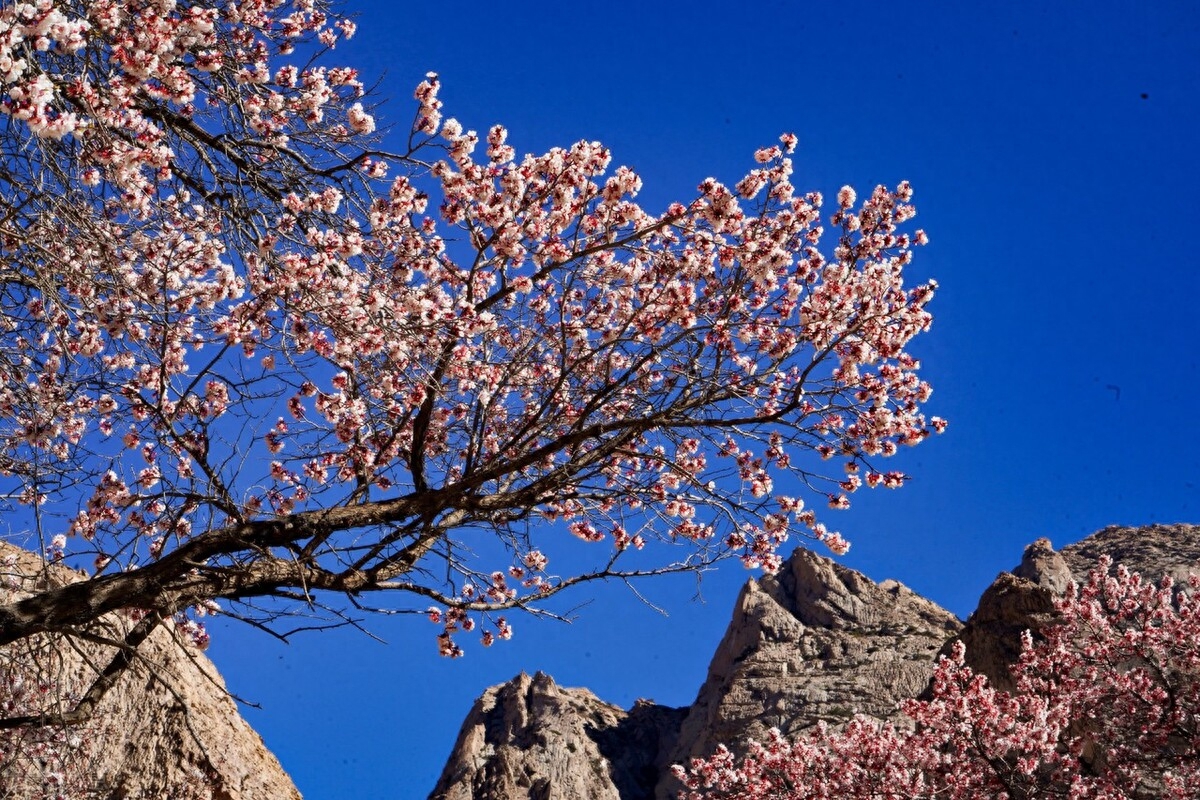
[430,523,1200,799]
[5,524,1196,799]
[0,542,300,800]
[657,547,962,796]
[429,671,685,800]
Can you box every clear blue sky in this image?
[202,1,1200,797]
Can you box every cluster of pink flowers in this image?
[0,0,364,204]
[677,557,1200,799]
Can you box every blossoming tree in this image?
[676,558,1200,799]
[0,0,940,735]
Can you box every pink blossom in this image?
[679,558,1200,799]
[347,102,375,134]
[523,551,548,571]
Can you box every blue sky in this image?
[201,1,1200,797]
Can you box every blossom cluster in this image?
[677,558,1200,799]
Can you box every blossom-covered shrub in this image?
[676,557,1200,799]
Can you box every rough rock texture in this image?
[654,548,961,798]
[0,542,301,800]
[428,671,685,800]
[1060,522,1200,584]
[951,524,1200,691]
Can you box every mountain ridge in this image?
[428,523,1200,799]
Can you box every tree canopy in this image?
[0,0,939,722]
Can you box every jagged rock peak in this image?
[656,547,961,799]
[769,547,964,633]
[1012,537,1073,594]
[428,671,684,800]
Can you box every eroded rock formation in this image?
[0,542,300,800]
[428,547,963,800]
[656,547,961,798]
[428,671,684,800]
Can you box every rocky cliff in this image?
[429,547,963,800]
[428,671,685,800]
[657,547,962,798]
[7,523,1195,799]
[431,523,1200,799]
[0,542,301,800]
[950,523,1200,691]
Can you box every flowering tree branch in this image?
[0,0,942,717]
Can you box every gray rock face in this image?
[0,543,301,800]
[428,671,684,800]
[655,548,961,798]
